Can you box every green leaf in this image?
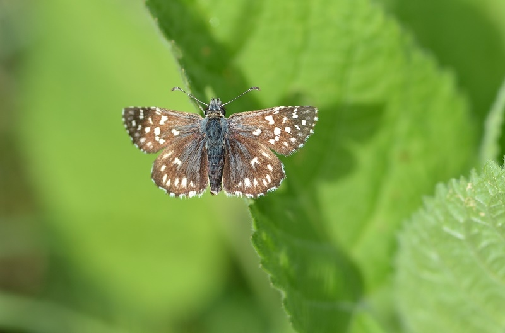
[480,78,505,165]
[388,0,505,125]
[250,196,362,332]
[396,161,505,332]
[146,0,476,332]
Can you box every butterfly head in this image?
[171,86,260,118]
[205,98,226,117]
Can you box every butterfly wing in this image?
[222,133,285,198]
[122,107,203,153]
[151,132,208,198]
[227,106,318,156]
[123,106,208,197]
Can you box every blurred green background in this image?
[0,1,291,332]
[1,0,504,332]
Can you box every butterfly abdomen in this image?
[205,118,226,195]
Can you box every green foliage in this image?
[18,0,227,319]
[2,0,505,332]
[396,161,505,332]
[389,0,505,125]
[145,0,482,332]
[480,80,505,165]
[0,293,128,333]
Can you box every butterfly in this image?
[122,87,318,198]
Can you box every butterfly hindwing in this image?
[222,132,285,198]
[151,132,209,198]
[228,106,318,156]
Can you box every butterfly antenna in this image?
[222,87,260,106]
[172,87,209,107]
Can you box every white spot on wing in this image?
[244,178,251,188]
[173,157,182,165]
[274,127,281,135]
[172,129,180,136]
[160,115,168,125]
[189,190,197,198]
[145,127,151,133]
[181,178,187,188]
[252,128,262,136]
[267,164,273,171]
[162,174,167,183]
[265,115,275,125]
[154,127,160,136]
[251,157,259,167]
[285,127,291,133]
[302,120,307,126]
[140,138,146,143]
[266,174,271,183]
[161,165,166,171]
[269,139,275,145]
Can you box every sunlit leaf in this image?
[396,161,505,333]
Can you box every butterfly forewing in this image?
[151,132,209,198]
[228,106,318,156]
[122,107,202,153]
[222,134,285,198]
